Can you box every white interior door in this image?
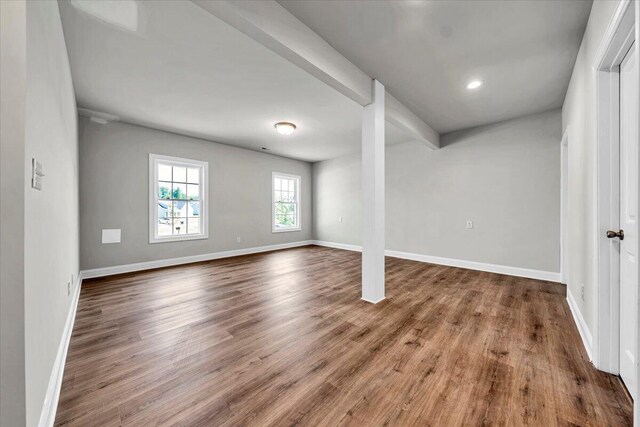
[619,41,638,399]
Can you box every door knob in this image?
[606,229,624,240]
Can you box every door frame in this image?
[560,127,570,285]
[593,0,636,377]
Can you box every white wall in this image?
[79,118,313,270]
[1,1,27,425]
[561,0,619,340]
[23,1,80,425]
[313,109,562,273]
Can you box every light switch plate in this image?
[31,158,44,190]
[102,229,121,244]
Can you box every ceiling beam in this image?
[192,0,440,150]
[192,0,371,105]
[386,94,440,150]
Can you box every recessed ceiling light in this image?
[466,80,483,90]
[274,122,296,136]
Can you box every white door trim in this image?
[635,3,640,423]
[593,0,637,380]
[560,127,570,285]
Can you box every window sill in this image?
[272,227,301,233]
[149,233,208,244]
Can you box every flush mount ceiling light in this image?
[274,122,296,136]
[466,80,483,90]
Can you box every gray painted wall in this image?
[313,109,562,273]
[561,1,619,338]
[313,154,362,245]
[23,1,80,425]
[1,1,27,425]
[79,118,313,270]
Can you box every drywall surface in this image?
[1,0,27,425]
[24,1,80,425]
[561,0,619,338]
[313,109,561,272]
[313,154,362,245]
[79,119,313,270]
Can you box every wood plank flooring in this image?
[55,245,632,426]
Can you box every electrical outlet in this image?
[466,220,473,229]
[236,236,242,243]
[580,284,585,301]
[338,216,343,223]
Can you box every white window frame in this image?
[272,172,301,233]
[149,153,209,243]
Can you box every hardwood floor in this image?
[55,245,632,426]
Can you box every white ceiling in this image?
[279,0,593,133]
[58,0,410,162]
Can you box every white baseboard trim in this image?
[81,240,315,279]
[311,240,362,253]
[385,249,562,282]
[566,289,594,362]
[362,296,385,304]
[38,272,83,427]
[312,240,561,283]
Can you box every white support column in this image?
[361,79,385,303]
